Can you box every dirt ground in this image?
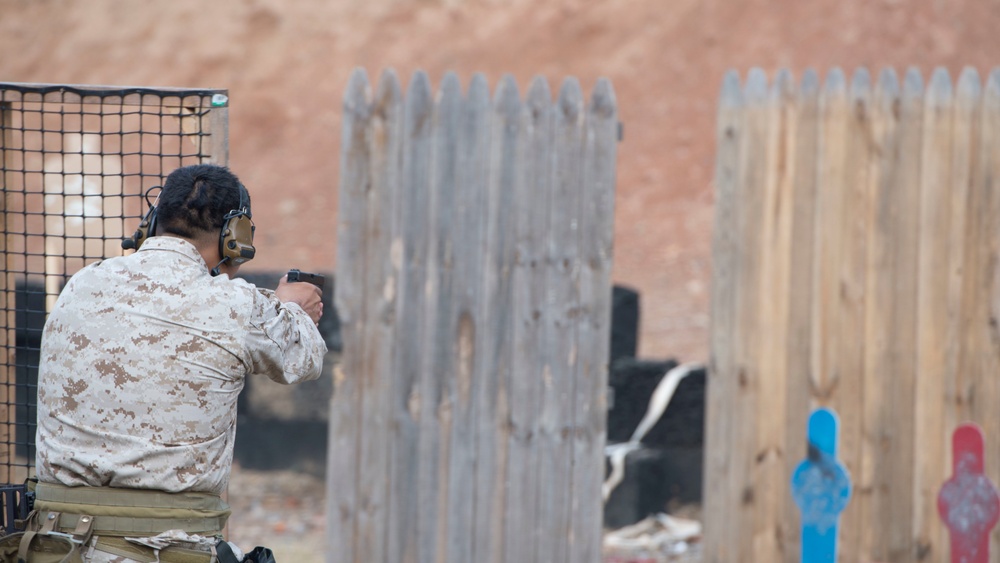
[227,465,703,563]
[227,465,329,563]
[5,0,999,363]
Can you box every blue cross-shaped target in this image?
[791,407,852,563]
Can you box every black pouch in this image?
[244,546,276,563]
[214,541,276,563]
[214,540,240,563]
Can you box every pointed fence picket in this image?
[706,66,1000,562]
[327,69,618,563]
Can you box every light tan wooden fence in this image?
[326,68,619,563]
[705,66,1000,562]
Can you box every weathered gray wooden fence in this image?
[326,68,618,563]
[705,66,1000,562]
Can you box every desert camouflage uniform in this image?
[29,236,327,561]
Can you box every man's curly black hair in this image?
[156,164,250,238]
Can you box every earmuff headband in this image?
[123,183,256,277]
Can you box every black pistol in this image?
[287,269,325,290]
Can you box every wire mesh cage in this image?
[0,83,229,491]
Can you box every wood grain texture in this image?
[390,70,433,563]
[913,67,954,561]
[885,67,922,560]
[972,68,1000,559]
[445,72,490,563]
[703,69,743,563]
[568,76,617,563]
[838,72,872,562]
[473,74,519,563]
[205,106,229,166]
[331,71,618,563]
[504,75,550,563]
[751,69,795,563]
[706,67,1000,562]
[533,77,583,563]
[327,67,371,563]
[781,69,820,563]
[730,67,766,560]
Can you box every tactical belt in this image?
[89,536,217,563]
[33,482,231,537]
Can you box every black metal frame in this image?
[0,82,228,494]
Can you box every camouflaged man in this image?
[17,164,327,562]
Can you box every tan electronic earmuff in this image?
[121,187,162,251]
[216,183,256,271]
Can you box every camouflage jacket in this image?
[35,236,327,494]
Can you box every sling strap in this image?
[12,510,94,563]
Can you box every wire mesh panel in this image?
[0,83,229,488]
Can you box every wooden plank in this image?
[751,69,795,563]
[703,69,743,563]
[861,67,920,561]
[504,75,551,563]
[781,69,820,563]
[856,68,898,561]
[934,74,982,554]
[327,67,372,563]
[972,68,1000,557]
[885,66,923,560]
[811,67,869,562]
[533,77,583,563]
[473,75,519,563]
[204,106,229,165]
[913,67,954,561]
[445,73,490,563]
[567,76,617,563]
[413,72,460,563]
[730,67,767,559]
[354,69,404,563]
[956,66,988,496]
[945,68,981,512]
[389,70,434,563]
[840,71,874,561]
[810,65,851,407]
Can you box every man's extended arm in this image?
[246,279,327,384]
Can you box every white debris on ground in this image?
[602,513,703,563]
[601,362,705,562]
